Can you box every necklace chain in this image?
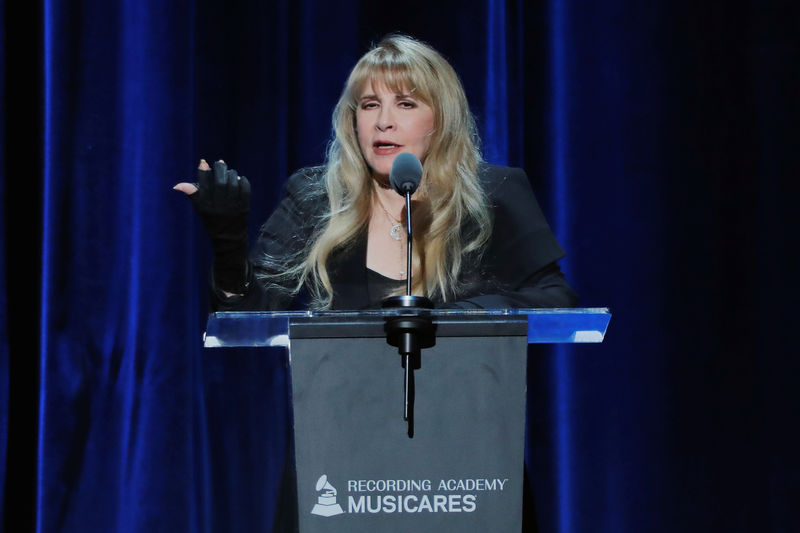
[375,193,403,242]
[374,191,406,277]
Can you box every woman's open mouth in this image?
[373,141,403,155]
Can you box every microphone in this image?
[390,153,423,195]
[382,152,434,439]
[388,153,423,297]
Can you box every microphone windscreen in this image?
[389,153,423,195]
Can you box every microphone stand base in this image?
[382,295,434,310]
[382,296,435,438]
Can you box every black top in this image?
[366,268,406,307]
[211,164,578,310]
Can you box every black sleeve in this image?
[209,168,324,311]
[441,263,578,309]
[441,166,578,309]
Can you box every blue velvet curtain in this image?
[3,0,798,532]
[0,0,8,519]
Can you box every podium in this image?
[204,308,610,533]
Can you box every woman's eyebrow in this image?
[359,92,416,102]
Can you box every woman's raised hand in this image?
[174,159,250,212]
[175,159,252,294]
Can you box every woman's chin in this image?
[370,172,392,189]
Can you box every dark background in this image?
[2,0,798,531]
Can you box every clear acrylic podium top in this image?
[204,307,611,348]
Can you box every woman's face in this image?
[356,82,435,179]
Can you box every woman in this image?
[175,35,577,310]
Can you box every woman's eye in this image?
[361,102,379,110]
[399,101,416,109]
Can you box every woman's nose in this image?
[376,107,395,131]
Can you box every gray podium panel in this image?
[289,333,528,533]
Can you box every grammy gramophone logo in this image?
[310,474,344,517]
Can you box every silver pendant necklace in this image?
[374,191,406,277]
[389,223,403,241]
[376,194,403,241]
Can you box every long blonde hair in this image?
[259,35,492,309]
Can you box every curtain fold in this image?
[0,0,8,520]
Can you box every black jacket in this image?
[212,164,577,310]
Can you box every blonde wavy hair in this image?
[262,35,492,308]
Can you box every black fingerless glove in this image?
[189,160,252,294]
